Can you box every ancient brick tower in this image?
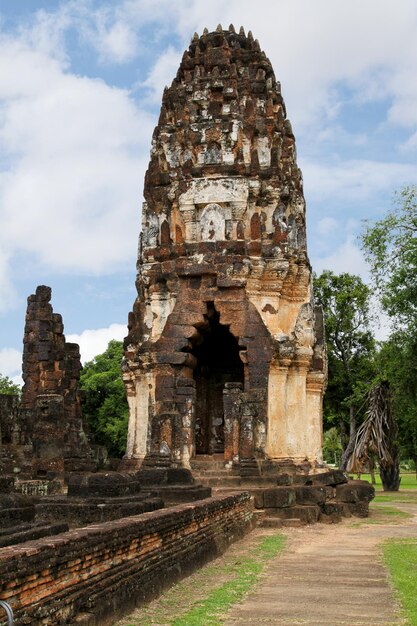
[123,26,326,475]
[20,286,95,475]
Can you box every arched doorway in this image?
[192,302,244,455]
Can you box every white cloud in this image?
[18,6,73,65]
[312,236,368,278]
[67,323,127,363]
[0,33,155,311]
[302,158,416,206]
[0,246,17,313]
[77,4,139,63]
[0,347,22,378]
[317,217,338,236]
[97,20,138,63]
[141,46,183,104]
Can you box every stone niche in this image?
[122,26,327,476]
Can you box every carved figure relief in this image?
[200,203,225,241]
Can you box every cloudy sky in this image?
[1,0,416,383]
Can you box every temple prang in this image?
[122,26,327,475]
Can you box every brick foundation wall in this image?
[0,492,253,625]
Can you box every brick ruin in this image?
[19,285,95,476]
[123,25,327,475]
[1,286,101,491]
[0,492,252,625]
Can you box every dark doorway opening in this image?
[192,302,244,455]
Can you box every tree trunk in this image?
[369,455,376,485]
[340,405,356,471]
[380,463,401,491]
[339,419,348,453]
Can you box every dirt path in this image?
[224,498,417,626]
[116,495,417,626]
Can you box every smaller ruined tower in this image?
[21,285,94,475]
[123,26,326,475]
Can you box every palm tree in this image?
[347,381,400,491]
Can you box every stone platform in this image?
[191,458,375,526]
[0,468,212,550]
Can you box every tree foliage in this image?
[374,331,417,470]
[79,340,128,458]
[361,185,417,472]
[322,426,343,466]
[0,373,21,396]
[362,185,417,327]
[313,271,376,468]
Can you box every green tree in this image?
[362,185,417,327]
[313,271,376,469]
[322,426,343,466]
[373,331,417,475]
[80,340,128,458]
[0,373,21,396]
[361,185,417,476]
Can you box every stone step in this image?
[252,508,267,523]
[194,476,279,489]
[255,508,305,528]
[254,507,318,528]
[190,460,230,471]
[267,504,321,524]
[191,469,240,477]
[281,518,305,528]
[0,522,69,548]
[193,475,243,487]
[261,516,284,528]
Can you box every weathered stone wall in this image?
[0,394,21,445]
[0,492,253,625]
[0,394,33,479]
[123,26,326,473]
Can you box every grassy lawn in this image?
[353,472,417,489]
[370,504,411,519]
[350,506,412,527]
[374,493,415,503]
[383,539,417,625]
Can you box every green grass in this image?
[383,539,417,625]
[370,504,411,518]
[350,501,413,527]
[374,493,415,503]
[171,534,286,626]
[354,472,417,489]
